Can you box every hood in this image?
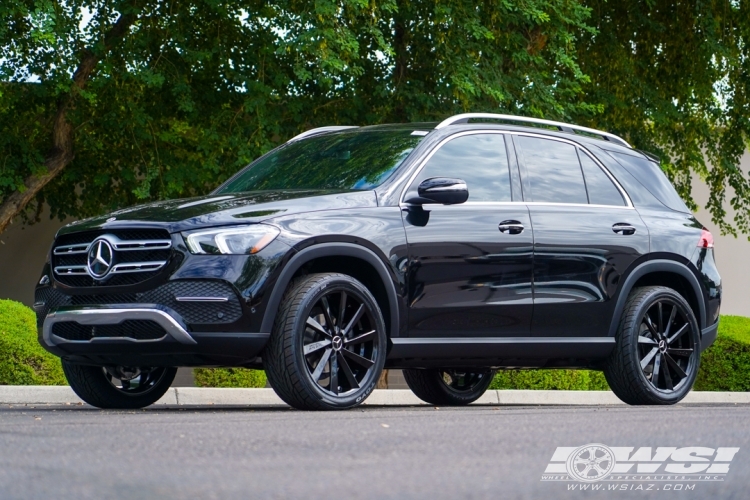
[57,190,378,236]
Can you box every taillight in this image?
[698,228,714,248]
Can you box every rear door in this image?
[402,132,534,338]
[512,134,650,337]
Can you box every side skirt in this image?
[386,337,614,369]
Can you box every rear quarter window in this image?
[606,151,690,213]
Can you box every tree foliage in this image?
[0,0,749,237]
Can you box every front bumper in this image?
[701,320,720,352]
[40,305,269,367]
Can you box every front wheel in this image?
[403,369,494,406]
[62,362,176,409]
[605,286,700,405]
[263,273,387,410]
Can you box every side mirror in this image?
[405,177,469,205]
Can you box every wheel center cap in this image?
[332,336,343,351]
[658,339,667,352]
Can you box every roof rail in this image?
[288,126,358,143]
[434,113,631,148]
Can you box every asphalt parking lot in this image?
[1,404,748,499]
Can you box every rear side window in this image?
[408,133,511,202]
[516,136,588,204]
[607,151,690,213]
[579,151,626,206]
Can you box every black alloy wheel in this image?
[605,286,700,405]
[264,273,387,410]
[403,368,494,406]
[62,361,177,409]
[637,299,696,392]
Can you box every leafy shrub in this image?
[490,369,609,391]
[193,368,267,388]
[694,315,750,391]
[0,299,66,385]
[490,315,750,391]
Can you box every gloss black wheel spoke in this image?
[663,361,674,390]
[644,314,661,339]
[338,352,359,389]
[338,291,347,329]
[346,330,376,346]
[638,336,658,346]
[341,348,375,369]
[664,353,687,379]
[343,304,365,337]
[320,296,335,332]
[310,348,332,381]
[667,347,694,357]
[652,353,662,387]
[330,353,339,394]
[667,324,689,345]
[663,305,677,339]
[641,347,658,369]
[304,338,332,355]
[658,302,664,335]
[306,317,332,338]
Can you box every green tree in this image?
[574,0,750,237]
[0,0,593,232]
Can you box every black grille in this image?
[35,280,243,327]
[51,229,172,288]
[51,320,166,341]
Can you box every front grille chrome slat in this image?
[53,265,89,275]
[51,230,172,287]
[110,261,167,274]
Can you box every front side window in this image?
[407,133,512,202]
[217,129,424,194]
[516,136,588,204]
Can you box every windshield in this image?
[217,129,425,193]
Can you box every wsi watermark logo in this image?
[541,444,739,491]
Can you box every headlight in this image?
[183,225,280,255]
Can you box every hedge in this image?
[0,299,66,385]
[193,368,267,388]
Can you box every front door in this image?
[512,134,650,337]
[403,132,534,338]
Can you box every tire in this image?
[403,369,494,406]
[605,286,701,405]
[263,273,387,410]
[62,362,177,409]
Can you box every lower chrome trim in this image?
[43,306,197,346]
[175,297,229,302]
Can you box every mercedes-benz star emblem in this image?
[87,239,114,278]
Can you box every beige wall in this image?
[1,157,748,317]
[0,210,69,305]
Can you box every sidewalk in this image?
[2,386,749,406]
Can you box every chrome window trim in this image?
[398,129,634,209]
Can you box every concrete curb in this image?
[1,386,749,406]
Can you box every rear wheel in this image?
[263,273,387,410]
[605,286,700,405]
[403,369,494,406]
[62,362,176,409]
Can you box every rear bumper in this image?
[700,320,719,352]
[40,305,269,367]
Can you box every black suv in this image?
[35,113,721,410]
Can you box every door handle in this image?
[499,220,524,234]
[612,223,636,235]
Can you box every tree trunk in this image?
[0,9,139,235]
